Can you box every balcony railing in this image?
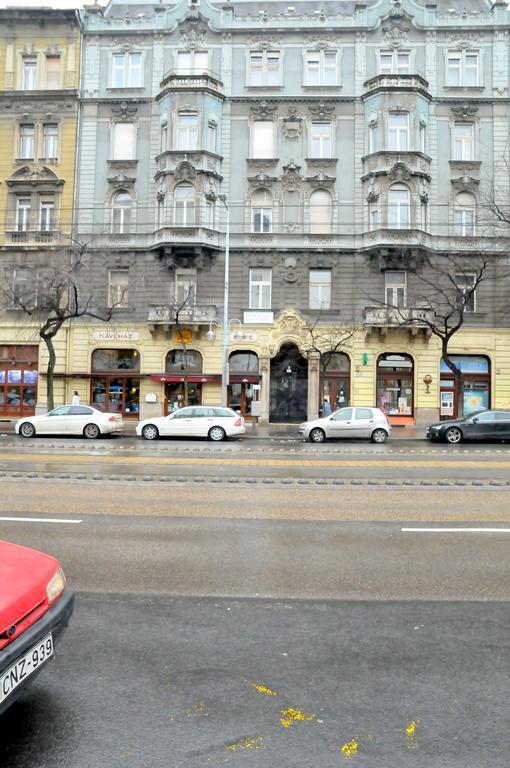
[363,73,430,95]
[147,304,217,326]
[159,69,223,93]
[363,306,434,326]
[5,229,60,245]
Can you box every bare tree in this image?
[303,312,356,411]
[170,285,196,408]
[1,241,123,411]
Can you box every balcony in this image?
[158,70,224,98]
[4,229,60,246]
[363,306,433,339]
[148,304,216,331]
[362,74,430,98]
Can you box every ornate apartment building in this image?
[2,0,510,424]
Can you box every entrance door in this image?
[326,407,356,438]
[228,382,253,419]
[270,343,308,423]
[165,382,202,414]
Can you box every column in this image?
[259,354,270,423]
[307,352,320,421]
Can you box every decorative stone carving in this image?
[282,108,303,141]
[281,163,303,191]
[451,174,480,192]
[388,162,412,183]
[180,28,206,51]
[380,1,412,48]
[446,33,481,49]
[174,161,197,182]
[178,10,209,50]
[7,165,63,188]
[418,185,429,203]
[107,170,136,189]
[246,35,282,50]
[45,44,61,55]
[305,35,338,49]
[111,101,138,118]
[247,171,277,188]
[451,103,479,119]
[307,171,335,188]
[156,181,166,200]
[366,183,381,202]
[308,101,335,118]
[274,309,308,335]
[250,100,277,118]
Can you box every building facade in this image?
[3,0,510,424]
[0,8,81,417]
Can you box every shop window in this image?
[320,352,350,413]
[166,349,202,373]
[91,348,140,371]
[377,353,414,417]
[309,189,332,234]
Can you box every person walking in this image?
[323,398,332,416]
[71,390,80,406]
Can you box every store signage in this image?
[92,331,140,342]
[243,311,274,325]
[440,356,489,374]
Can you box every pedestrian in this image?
[324,398,332,416]
[71,390,80,406]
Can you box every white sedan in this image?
[16,405,124,439]
[137,405,246,441]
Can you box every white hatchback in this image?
[16,405,124,439]
[137,405,246,441]
[298,406,391,443]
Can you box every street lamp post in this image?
[219,195,230,407]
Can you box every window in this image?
[112,122,136,160]
[16,199,31,231]
[332,408,353,421]
[42,123,58,159]
[309,189,332,234]
[19,124,35,159]
[388,113,408,151]
[248,51,280,86]
[108,269,129,308]
[111,191,132,234]
[177,113,198,151]
[174,184,195,226]
[176,50,208,73]
[252,121,274,158]
[310,122,332,158]
[446,50,479,87]
[207,122,217,152]
[111,53,142,88]
[175,270,196,304]
[420,201,427,231]
[388,184,410,229]
[249,268,272,309]
[309,269,331,310]
[379,50,410,75]
[166,349,202,373]
[370,204,380,230]
[161,123,168,153]
[419,122,426,153]
[22,58,37,90]
[251,189,273,233]
[45,56,61,88]
[453,123,474,161]
[369,122,378,153]
[305,50,337,86]
[385,271,406,308]
[456,273,476,312]
[454,191,476,236]
[356,408,374,420]
[40,201,55,231]
[205,198,215,228]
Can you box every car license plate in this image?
[0,633,54,704]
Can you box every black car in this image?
[426,410,510,444]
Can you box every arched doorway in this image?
[228,351,259,420]
[270,343,308,423]
[320,352,350,414]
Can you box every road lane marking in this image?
[0,516,82,524]
[402,527,510,533]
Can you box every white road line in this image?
[0,516,82,524]
[402,527,510,533]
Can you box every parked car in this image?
[0,541,74,715]
[427,409,510,444]
[137,405,246,441]
[299,406,391,443]
[15,405,124,439]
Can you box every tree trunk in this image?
[41,333,56,412]
[442,343,464,418]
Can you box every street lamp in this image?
[218,194,230,407]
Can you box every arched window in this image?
[454,191,476,236]
[174,183,196,226]
[111,191,132,234]
[388,184,410,229]
[251,188,272,233]
[229,351,259,373]
[166,349,202,373]
[309,188,332,234]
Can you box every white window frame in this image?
[452,122,475,161]
[419,122,426,154]
[455,273,476,312]
[111,192,132,234]
[369,203,380,231]
[176,50,209,73]
[248,50,281,87]
[249,268,272,309]
[42,123,59,159]
[45,56,61,89]
[388,112,409,151]
[174,184,196,227]
[111,52,143,88]
[251,121,274,158]
[112,122,136,160]
[22,58,37,90]
[454,205,476,237]
[40,200,55,231]
[108,268,129,308]
[385,270,407,308]
[309,269,332,310]
[251,205,273,234]
[310,121,332,158]
[446,50,479,87]
[16,198,31,231]
[207,121,217,153]
[175,269,197,305]
[368,122,378,154]
[305,50,337,86]
[19,124,35,159]
[379,50,411,75]
[388,185,411,229]
[177,112,199,151]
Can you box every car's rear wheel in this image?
[83,423,100,440]
[309,427,326,443]
[371,428,388,444]
[19,422,35,438]
[208,426,226,442]
[445,427,463,444]
[142,424,159,441]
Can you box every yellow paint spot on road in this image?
[341,739,359,758]
[186,700,207,717]
[280,707,316,728]
[227,736,265,752]
[252,683,278,697]
[405,720,419,749]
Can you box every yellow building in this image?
[0,8,80,417]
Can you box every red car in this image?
[0,541,74,715]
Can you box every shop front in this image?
[159,350,210,413]
[439,355,490,419]
[376,353,414,425]
[228,351,260,420]
[0,345,38,418]
[320,352,350,415]
[91,348,141,418]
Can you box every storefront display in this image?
[0,345,38,417]
[228,352,259,419]
[376,353,414,422]
[91,348,140,417]
[439,355,490,419]
[320,352,350,414]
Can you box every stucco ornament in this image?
[282,109,303,140]
[308,171,335,188]
[388,162,412,183]
[180,28,206,50]
[111,101,138,118]
[451,103,479,119]
[366,183,381,202]
[418,185,429,203]
[274,309,308,335]
[305,35,338,49]
[156,181,166,200]
[174,161,197,182]
[380,2,413,48]
[281,163,303,191]
[246,35,282,50]
[308,101,335,118]
[250,100,277,117]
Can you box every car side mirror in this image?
[472,417,479,423]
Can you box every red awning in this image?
[229,375,260,384]
[150,374,222,383]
